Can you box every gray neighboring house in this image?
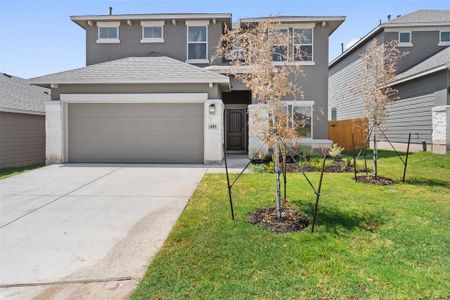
[0,73,49,168]
[329,10,450,154]
[30,12,344,164]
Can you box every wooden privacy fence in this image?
[328,118,368,150]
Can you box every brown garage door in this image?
[68,103,204,163]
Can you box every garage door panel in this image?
[68,103,204,163]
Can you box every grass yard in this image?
[0,164,43,180]
[133,151,450,299]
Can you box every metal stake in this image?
[352,133,358,183]
[223,144,235,220]
[311,150,327,234]
[402,133,411,183]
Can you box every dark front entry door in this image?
[226,109,246,151]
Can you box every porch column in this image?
[204,99,224,164]
[248,104,269,159]
[45,101,64,164]
[432,105,450,154]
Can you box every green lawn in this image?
[0,164,43,180]
[133,151,450,299]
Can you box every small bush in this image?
[250,164,266,174]
[262,154,273,164]
[266,161,275,173]
[329,143,344,160]
[298,145,314,160]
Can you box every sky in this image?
[0,0,449,78]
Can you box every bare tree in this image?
[216,19,308,217]
[354,39,403,178]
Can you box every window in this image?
[331,107,337,121]
[271,25,315,64]
[186,21,208,63]
[97,22,120,43]
[282,102,313,138]
[439,31,450,45]
[272,28,289,62]
[141,21,164,43]
[293,28,313,61]
[398,32,412,46]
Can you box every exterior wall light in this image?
[209,104,216,115]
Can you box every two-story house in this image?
[30,12,344,164]
[329,10,450,154]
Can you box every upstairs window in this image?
[398,32,412,47]
[141,21,164,43]
[272,28,289,62]
[293,28,313,61]
[97,22,120,43]
[186,20,209,63]
[439,31,450,45]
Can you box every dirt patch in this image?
[249,207,309,233]
[356,175,395,185]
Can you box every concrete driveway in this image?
[0,164,207,299]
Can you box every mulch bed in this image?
[283,160,370,174]
[249,207,309,233]
[356,175,395,185]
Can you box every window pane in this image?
[188,26,207,42]
[188,43,207,60]
[399,32,410,43]
[294,28,312,44]
[441,31,450,42]
[272,45,287,61]
[108,27,117,38]
[99,27,109,39]
[143,26,162,38]
[294,45,312,61]
[294,106,312,138]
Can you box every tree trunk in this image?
[274,143,282,219]
[373,127,378,179]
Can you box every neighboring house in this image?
[30,12,344,164]
[329,10,450,153]
[0,73,49,168]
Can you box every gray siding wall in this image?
[378,70,449,144]
[384,30,448,73]
[50,83,220,100]
[86,19,226,66]
[0,112,45,168]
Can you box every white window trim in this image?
[186,22,209,64]
[438,30,450,46]
[282,100,314,140]
[398,31,413,47]
[97,21,120,44]
[141,20,164,43]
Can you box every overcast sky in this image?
[0,0,449,78]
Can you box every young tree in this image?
[216,19,307,218]
[354,39,403,179]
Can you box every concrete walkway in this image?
[0,164,207,299]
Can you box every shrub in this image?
[250,164,266,174]
[266,161,275,173]
[298,145,314,160]
[329,143,344,160]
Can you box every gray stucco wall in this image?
[0,112,45,168]
[50,83,221,100]
[86,19,226,66]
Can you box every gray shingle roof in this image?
[0,73,49,114]
[30,56,230,86]
[386,10,450,25]
[394,47,450,83]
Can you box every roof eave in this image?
[29,78,230,87]
[390,64,449,86]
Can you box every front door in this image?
[226,109,246,152]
